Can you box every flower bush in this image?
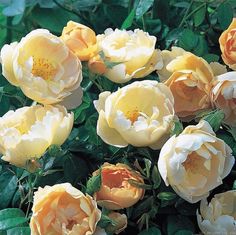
[0,1,235,235]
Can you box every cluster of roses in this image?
[0,17,236,234]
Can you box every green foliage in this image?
[0,0,235,234]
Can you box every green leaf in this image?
[136,0,154,19]
[32,7,78,33]
[193,3,206,27]
[175,230,193,235]
[2,0,25,16]
[202,109,225,132]
[151,165,161,189]
[171,120,183,136]
[97,214,116,229]
[6,227,30,235]
[0,171,17,209]
[193,36,208,56]
[138,227,161,235]
[203,53,219,63]
[157,192,176,201]
[179,29,198,51]
[86,169,102,196]
[217,3,233,30]
[121,8,135,29]
[0,217,27,231]
[167,215,195,235]
[0,209,25,221]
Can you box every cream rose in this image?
[165,52,215,119]
[0,29,83,109]
[30,183,101,235]
[158,120,234,203]
[93,163,144,210]
[197,190,236,234]
[0,105,73,167]
[61,21,98,61]
[212,71,236,126]
[94,80,175,149]
[91,28,163,83]
[219,18,236,70]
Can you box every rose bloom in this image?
[61,21,98,61]
[0,105,73,167]
[106,212,127,234]
[197,190,236,234]
[89,28,163,83]
[157,47,227,81]
[158,120,234,203]
[93,163,144,210]
[165,52,215,119]
[219,18,236,70]
[94,80,175,149]
[0,29,83,109]
[30,183,101,235]
[212,71,236,126]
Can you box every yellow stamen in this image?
[32,57,56,80]
[126,109,140,123]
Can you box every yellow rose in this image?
[0,105,73,167]
[157,47,226,81]
[219,18,236,70]
[93,163,144,210]
[157,46,186,81]
[197,190,236,234]
[61,21,98,61]
[30,183,101,235]
[93,28,163,83]
[106,212,127,234]
[165,52,215,119]
[158,120,234,203]
[0,29,83,109]
[211,71,236,126]
[94,80,175,149]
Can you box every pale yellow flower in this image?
[94,80,175,149]
[92,28,163,83]
[30,183,101,235]
[93,163,144,210]
[158,120,234,203]
[165,52,215,119]
[219,18,236,70]
[61,21,98,61]
[197,190,236,234]
[106,212,127,234]
[212,71,236,126]
[0,29,83,109]
[0,105,73,167]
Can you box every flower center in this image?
[126,109,140,123]
[31,57,56,80]
[182,152,203,173]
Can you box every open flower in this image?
[158,120,234,203]
[90,28,163,83]
[219,18,236,70]
[197,190,236,234]
[94,80,175,149]
[61,21,98,61]
[0,29,83,109]
[30,183,101,235]
[165,52,215,119]
[0,105,73,167]
[212,71,236,126]
[93,163,144,210]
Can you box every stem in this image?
[142,16,146,31]
[178,0,194,28]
